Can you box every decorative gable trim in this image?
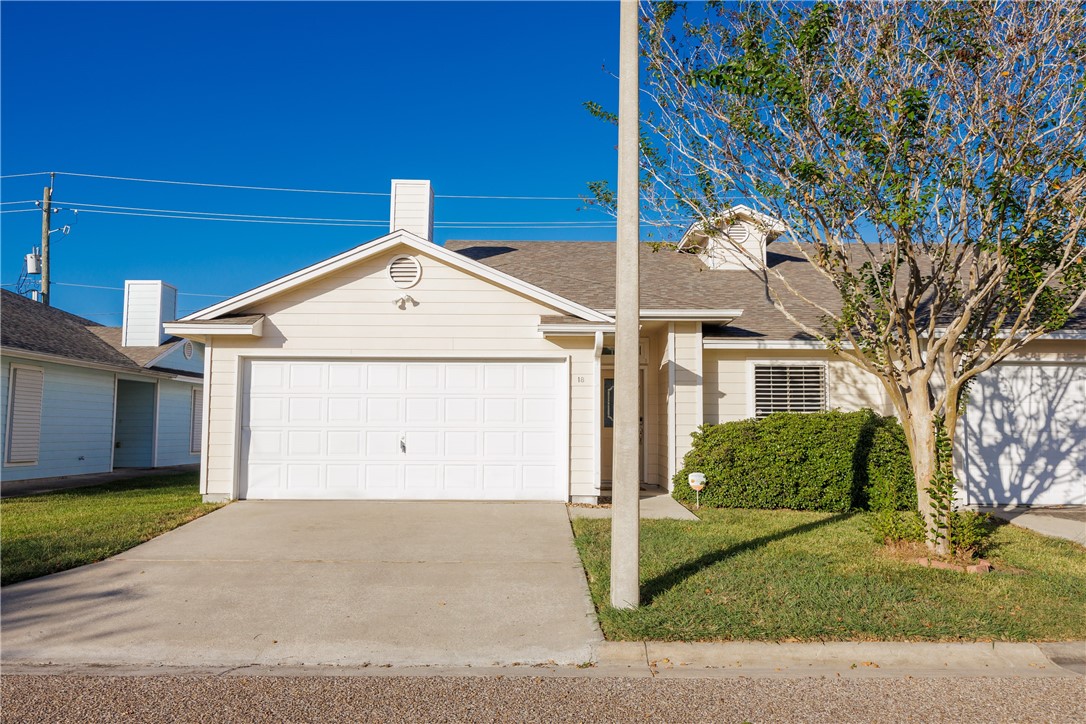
[181,231,613,324]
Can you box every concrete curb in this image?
[592,640,1085,678]
[4,641,1082,680]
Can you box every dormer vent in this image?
[678,205,787,271]
[388,255,422,288]
[724,222,750,244]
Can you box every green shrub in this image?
[864,416,918,511]
[866,509,993,559]
[948,510,994,558]
[673,409,915,513]
[867,510,925,544]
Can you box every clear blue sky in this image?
[1,1,624,324]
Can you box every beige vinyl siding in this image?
[652,325,670,487]
[703,340,1084,427]
[704,349,891,424]
[641,332,661,486]
[672,322,703,473]
[201,248,599,501]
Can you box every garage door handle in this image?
[400,435,406,453]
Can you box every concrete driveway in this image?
[0,502,602,668]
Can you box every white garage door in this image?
[241,359,568,500]
[960,363,1085,506]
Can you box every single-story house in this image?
[1,282,204,483]
[166,180,1085,506]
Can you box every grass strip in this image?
[1,472,223,586]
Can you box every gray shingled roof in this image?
[0,289,201,374]
[446,240,1085,340]
[446,240,835,339]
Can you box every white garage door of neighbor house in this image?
[241,359,568,500]
[960,362,1086,506]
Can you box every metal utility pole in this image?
[610,0,641,610]
[39,173,55,306]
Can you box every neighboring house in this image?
[165,179,1085,506]
[1,282,204,483]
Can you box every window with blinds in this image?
[752,364,826,418]
[190,388,203,454]
[6,365,44,464]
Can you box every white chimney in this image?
[122,280,177,347]
[389,179,434,242]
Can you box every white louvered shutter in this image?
[7,366,44,463]
[190,388,203,454]
[753,365,826,418]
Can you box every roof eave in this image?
[0,346,204,381]
[163,317,265,338]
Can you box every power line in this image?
[52,281,229,297]
[51,171,390,197]
[0,208,40,214]
[50,200,616,226]
[0,199,37,205]
[2,170,592,200]
[0,172,51,179]
[68,208,616,229]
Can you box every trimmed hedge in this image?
[673,410,916,513]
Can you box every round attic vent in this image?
[388,255,422,289]
[183,341,194,359]
[725,222,750,243]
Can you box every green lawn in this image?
[572,508,1086,642]
[1,472,224,586]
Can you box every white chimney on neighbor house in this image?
[389,179,434,242]
[122,280,177,347]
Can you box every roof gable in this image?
[182,231,613,323]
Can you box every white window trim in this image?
[746,359,830,419]
[5,363,44,466]
[190,387,204,455]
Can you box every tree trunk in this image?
[901,391,951,555]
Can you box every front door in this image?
[601,369,644,484]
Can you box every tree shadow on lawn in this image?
[640,512,855,605]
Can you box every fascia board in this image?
[539,324,616,336]
[0,347,201,380]
[163,319,263,337]
[597,308,743,321]
[703,339,829,350]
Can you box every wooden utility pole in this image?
[39,173,54,306]
[610,0,641,610]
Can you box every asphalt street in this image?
[2,673,1084,723]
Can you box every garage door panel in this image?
[405,397,440,423]
[328,397,361,422]
[366,364,400,390]
[327,430,361,455]
[288,397,322,422]
[241,359,567,500]
[484,398,517,423]
[961,363,1085,506]
[249,398,284,423]
[328,364,364,391]
[523,398,557,423]
[289,364,323,390]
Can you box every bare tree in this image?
[591,1,1086,553]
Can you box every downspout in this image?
[593,330,603,497]
[199,341,212,497]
